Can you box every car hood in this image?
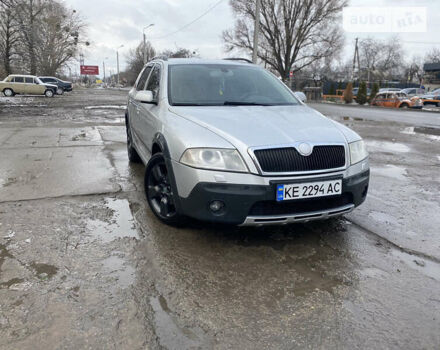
[169,105,349,148]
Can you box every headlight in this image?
[349,140,368,165]
[180,148,248,172]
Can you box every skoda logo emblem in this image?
[298,142,313,156]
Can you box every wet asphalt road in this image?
[0,89,439,349]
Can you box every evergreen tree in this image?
[344,82,353,103]
[369,83,379,103]
[357,81,368,105]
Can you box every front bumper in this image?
[175,162,369,225]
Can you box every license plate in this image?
[276,179,342,201]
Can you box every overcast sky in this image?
[66,0,440,78]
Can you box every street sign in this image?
[289,71,293,78]
[80,65,99,75]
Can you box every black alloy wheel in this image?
[145,153,182,225]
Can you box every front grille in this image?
[253,145,345,173]
[249,193,353,216]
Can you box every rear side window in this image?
[14,77,24,83]
[136,66,153,91]
[146,65,161,99]
[25,77,33,83]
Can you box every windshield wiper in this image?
[223,101,271,106]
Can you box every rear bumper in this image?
[177,169,369,225]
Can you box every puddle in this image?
[365,140,410,153]
[150,295,210,350]
[0,278,25,289]
[101,254,135,288]
[87,198,138,243]
[84,105,126,110]
[0,244,13,270]
[30,262,58,280]
[371,165,408,181]
[402,126,440,141]
[391,250,440,281]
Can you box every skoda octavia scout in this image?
[126,58,369,226]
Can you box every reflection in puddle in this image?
[101,254,135,289]
[87,198,138,243]
[30,262,58,280]
[343,116,365,121]
[150,295,209,349]
[391,250,440,281]
[365,140,410,153]
[371,165,408,181]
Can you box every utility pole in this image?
[252,0,261,63]
[351,38,361,82]
[116,45,123,85]
[102,57,108,85]
[143,24,154,64]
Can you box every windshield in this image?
[168,64,299,106]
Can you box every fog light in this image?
[209,200,225,213]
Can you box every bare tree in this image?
[404,55,423,84]
[160,47,196,58]
[13,0,50,75]
[1,0,87,75]
[34,2,86,75]
[358,37,403,81]
[0,0,19,74]
[223,0,347,80]
[425,48,440,63]
[125,41,156,84]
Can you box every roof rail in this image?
[151,55,168,61]
[223,58,253,64]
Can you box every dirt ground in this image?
[0,88,439,349]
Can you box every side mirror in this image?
[135,90,155,104]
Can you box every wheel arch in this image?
[150,132,183,213]
[152,132,171,159]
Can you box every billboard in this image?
[80,65,99,75]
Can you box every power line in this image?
[151,0,225,40]
[401,41,440,45]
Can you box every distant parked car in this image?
[352,87,371,98]
[401,88,425,97]
[293,91,307,103]
[370,92,423,109]
[39,76,72,95]
[0,74,57,97]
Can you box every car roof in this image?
[151,58,255,66]
[9,74,37,78]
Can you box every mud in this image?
[0,89,439,349]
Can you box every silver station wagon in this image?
[126,58,369,226]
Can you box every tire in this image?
[56,87,64,95]
[3,88,14,97]
[145,153,184,226]
[400,103,409,109]
[126,121,141,163]
[45,89,54,97]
